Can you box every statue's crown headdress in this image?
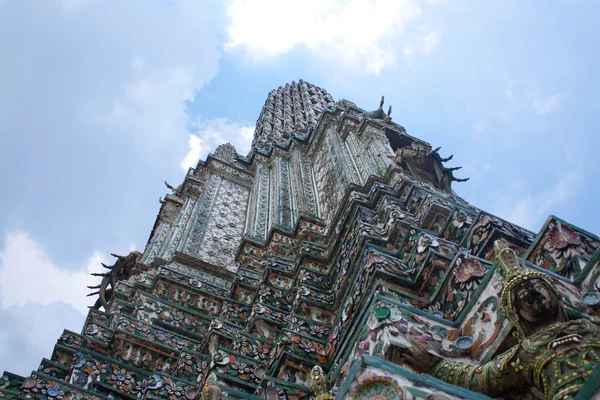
[495,240,522,283]
[494,240,556,311]
[494,241,565,340]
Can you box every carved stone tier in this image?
[2,81,599,400]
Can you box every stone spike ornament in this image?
[2,80,600,400]
[452,176,469,182]
[365,94,392,121]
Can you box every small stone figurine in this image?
[200,373,222,400]
[309,366,334,400]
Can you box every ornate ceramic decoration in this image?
[2,80,599,400]
[348,375,403,400]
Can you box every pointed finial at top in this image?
[494,241,521,283]
[379,95,385,109]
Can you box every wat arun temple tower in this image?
[2,81,600,400]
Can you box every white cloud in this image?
[474,119,486,136]
[0,302,85,376]
[5,0,223,154]
[102,66,198,149]
[423,31,440,53]
[87,1,220,150]
[181,134,205,171]
[0,232,105,314]
[532,93,562,115]
[225,0,423,74]
[181,118,255,170]
[491,160,583,230]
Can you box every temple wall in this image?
[5,82,600,400]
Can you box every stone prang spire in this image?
[3,80,599,400]
[251,80,334,153]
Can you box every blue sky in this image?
[0,0,598,375]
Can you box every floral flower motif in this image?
[171,311,185,323]
[148,374,164,390]
[510,358,524,372]
[288,317,301,331]
[548,222,581,250]
[43,382,64,399]
[164,382,185,397]
[417,235,439,254]
[109,369,135,390]
[71,370,88,387]
[135,377,152,392]
[154,330,169,342]
[299,339,316,353]
[452,210,473,229]
[22,377,43,391]
[317,343,331,357]
[72,352,87,368]
[258,286,271,298]
[231,361,251,375]
[59,333,81,347]
[251,343,271,360]
[310,324,328,338]
[84,324,99,335]
[82,360,107,376]
[454,257,486,283]
[260,381,285,400]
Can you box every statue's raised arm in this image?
[401,241,600,400]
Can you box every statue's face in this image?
[512,278,560,324]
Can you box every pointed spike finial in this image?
[452,177,470,182]
[165,180,176,191]
[379,95,385,109]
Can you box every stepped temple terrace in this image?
[2,80,600,400]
